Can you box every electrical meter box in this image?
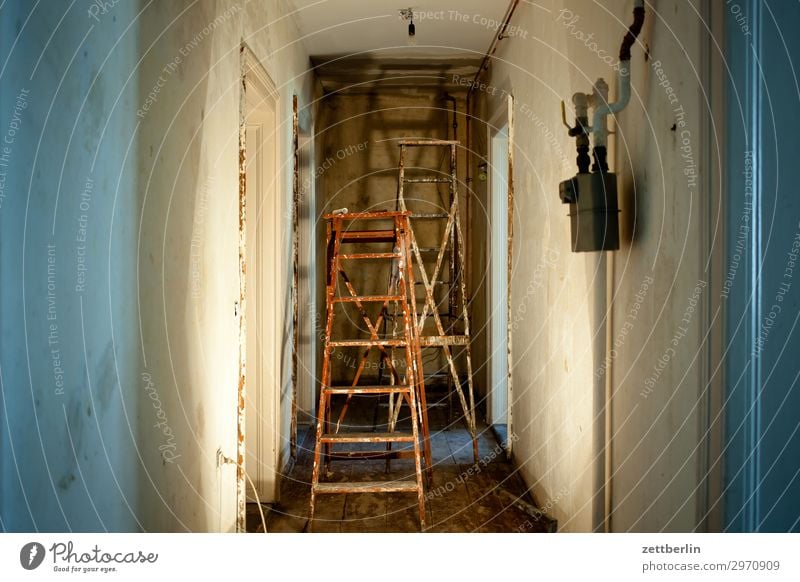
[559,172,620,252]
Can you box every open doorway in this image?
[238,46,281,528]
[488,106,511,449]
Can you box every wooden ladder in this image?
[309,210,428,530]
[397,139,479,462]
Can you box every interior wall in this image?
[473,0,707,531]
[315,89,470,389]
[607,0,707,533]
[0,1,142,531]
[135,0,315,531]
[723,0,800,533]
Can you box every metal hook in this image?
[560,100,571,130]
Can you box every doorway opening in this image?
[239,46,281,530]
[489,111,510,449]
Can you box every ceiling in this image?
[288,0,509,60]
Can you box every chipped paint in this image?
[397,140,479,462]
[290,94,300,459]
[236,45,248,534]
[310,212,427,530]
[506,93,514,458]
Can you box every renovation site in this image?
[1,0,799,536]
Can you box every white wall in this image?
[474,0,707,531]
[135,0,315,531]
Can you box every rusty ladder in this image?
[309,210,428,530]
[396,139,479,463]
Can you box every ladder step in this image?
[404,178,451,184]
[339,230,396,244]
[417,247,441,253]
[313,481,419,494]
[339,253,402,260]
[328,339,407,347]
[323,384,411,395]
[415,280,449,286]
[419,335,470,347]
[409,213,450,219]
[399,139,458,147]
[320,431,415,443]
[333,295,403,303]
[324,210,411,220]
[383,312,452,319]
[326,450,417,460]
[379,401,448,408]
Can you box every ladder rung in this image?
[339,253,401,260]
[383,312,451,318]
[339,230,396,243]
[313,481,419,494]
[333,295,403,303]
[324,211,410,220]
[320,432,415,443]
[326,450,417,460]
[415,280,449,286]
[379,400,447,408]
[328,339,408,347]
[409,213,449,219]
[323,384,411,394]
[399,140,458,147]
[404,178,451,184]
[418,335,470,347]
[416,247,441,253]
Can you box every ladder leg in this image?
[309,389,328,530]
[453,212,480,462]
[385,390,398,474]
[399,217,427,528]
[313,219,341,523]
[403,224,432,478]
[407,389,427,530]
[323,395,332,474]
[415,346,433,480]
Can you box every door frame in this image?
[237,44,281,531]
[486,94,514,452]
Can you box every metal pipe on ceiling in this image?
[464,0,521,302]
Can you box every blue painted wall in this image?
[0,0,142,531]
[724,0,800,532]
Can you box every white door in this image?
[243,56,280,505]
[489,121,509,428]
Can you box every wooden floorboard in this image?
[248,393,554,533]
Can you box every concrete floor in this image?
[247,391,555,533]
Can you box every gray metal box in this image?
[560,173,620,252]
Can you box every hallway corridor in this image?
[2,0,800,539]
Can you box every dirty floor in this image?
[247,391,555,533]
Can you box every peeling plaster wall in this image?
[135,0,315,531]
[0,1,142,531]
[475,0,706,531]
